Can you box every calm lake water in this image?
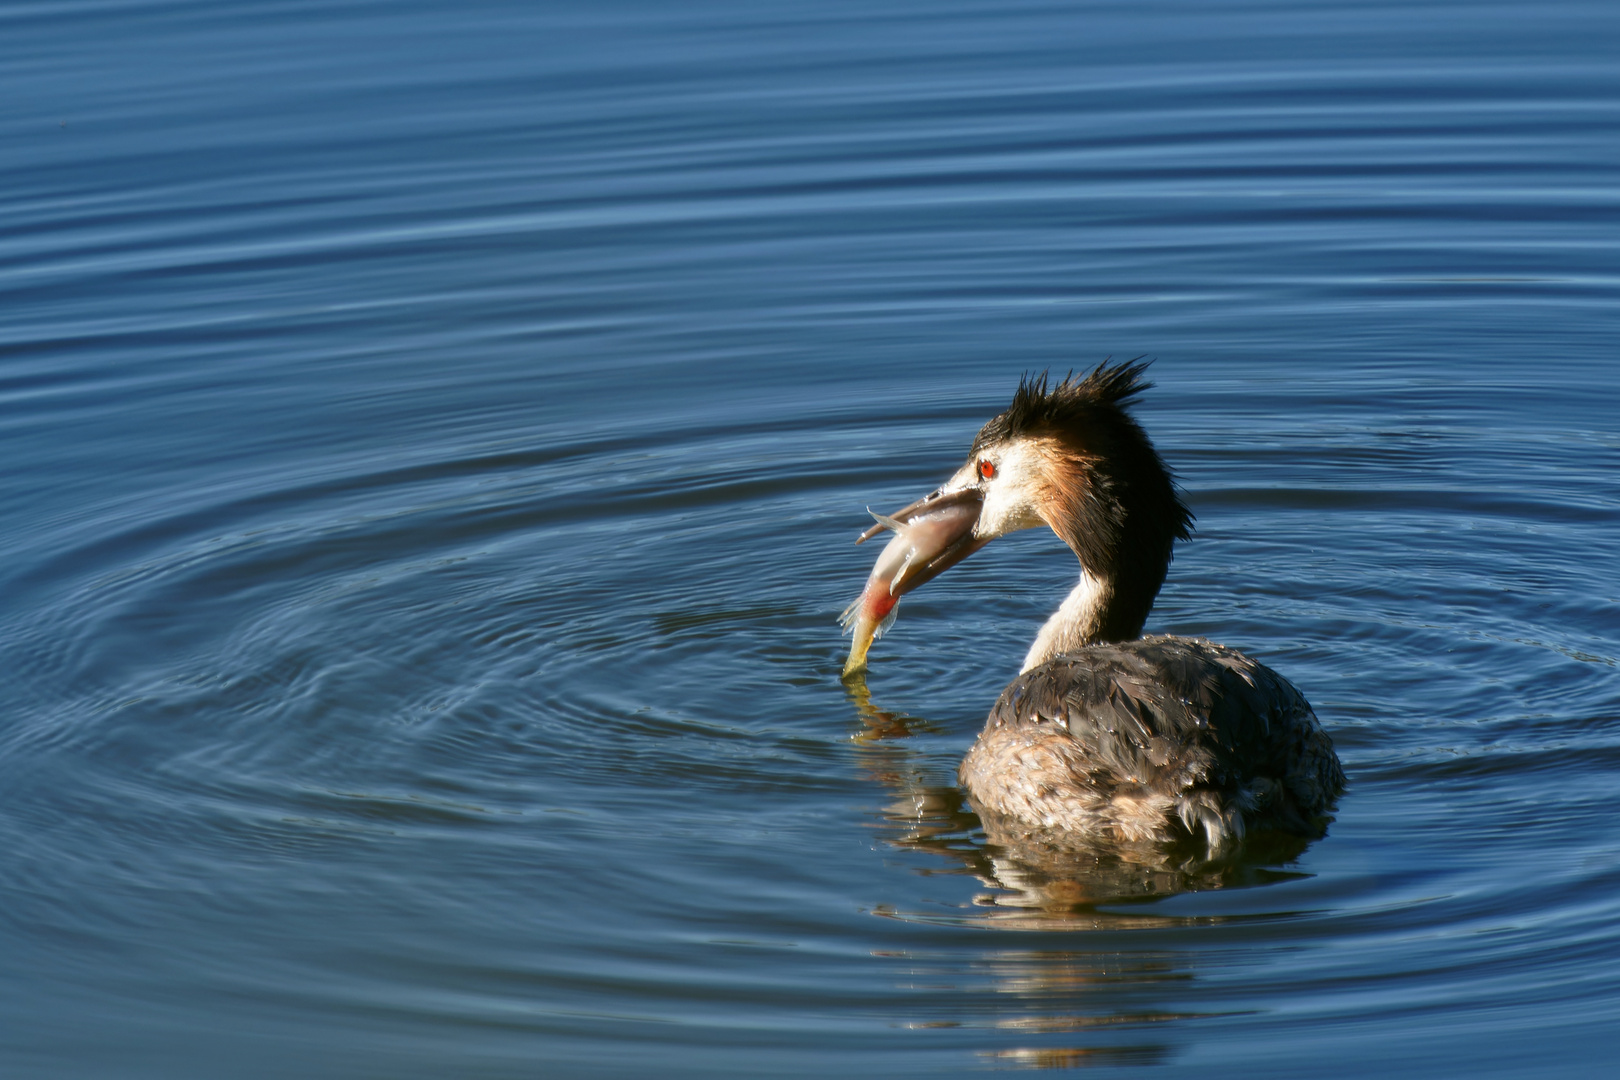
[4,1,1619,1075]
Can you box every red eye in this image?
[978,459,996,480]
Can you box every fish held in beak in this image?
[840,488,987,679]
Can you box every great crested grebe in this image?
[841,362,1343,851]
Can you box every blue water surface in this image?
[3,1,1619,1076]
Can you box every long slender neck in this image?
[1020,570,1112,673]
[1012,405,1191,672]
[1018,538,1170,673]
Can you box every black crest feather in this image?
[971,359,1155,456]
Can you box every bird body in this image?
[842,362,1343,851]
[960,636,1342,849]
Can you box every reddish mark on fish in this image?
[864,589,897,621]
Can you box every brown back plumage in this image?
[959,636,1344,849]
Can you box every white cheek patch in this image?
[975,442,1047,538]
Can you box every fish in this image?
[840,491,987,678]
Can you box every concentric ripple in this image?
[4,0,1620,1076]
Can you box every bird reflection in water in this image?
[847,677,1311,1069]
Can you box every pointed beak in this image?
[840,486,988,679]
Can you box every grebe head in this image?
[842,361,1193,677]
